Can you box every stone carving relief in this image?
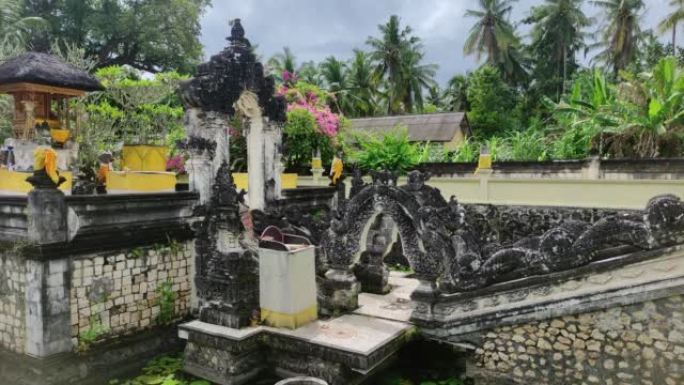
[194,162,257,328]
[445,194,684,292]
[320,169,684,297]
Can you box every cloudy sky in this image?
[200,0,671,85]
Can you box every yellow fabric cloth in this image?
[330,156,343,184]
[260,305,318,329]
[33,147,60,184]
[97,164,110,184]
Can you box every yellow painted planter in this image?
[232,173,298,190]
[0,169,72,194]
[281,173,298,189]
[121,145,169,172]
[106,171,177,194]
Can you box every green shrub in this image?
[450,139,479,162]
[108,354,210,385]
[78,314,109,352]
[345,126,420,173]
[506,130,549,161]
[156,280,176,325]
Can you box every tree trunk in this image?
[561,44,567,101]
[673,23,677,50]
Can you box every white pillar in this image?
[264,124,282,200]
[235,91,267,211]
[187,153,213,205]
[246,119,265,210]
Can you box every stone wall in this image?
[69,241,193,349]
[0,248,26,354]
[474,294,684,385]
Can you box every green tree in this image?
[267,46,298,80]
[399,47,437,113]
[320,56,354,115]
[0,0,45,46]
[443,74,470,111]
[659,0,684,48]
[298,60,322,86]
[634,31,676,71]
[347,49,378,117]
[366,15,435,114]
[426,86,444,111]
[467,65,519,137]
[525,0,591,100]
[22,0,209,73]
[590,0,645,75]
[464,0,527,86]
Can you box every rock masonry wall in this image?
[475,294,684,385]
[0,249,26,354]
[70,241,193,349]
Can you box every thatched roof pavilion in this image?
[0,52,103,140]
[0,52,102,95]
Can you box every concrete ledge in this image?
[420,247,684,339]
[0,191,199,259]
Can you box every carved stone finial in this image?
[180,19,285,121]
[229,18,246,42]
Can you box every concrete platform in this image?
[180,309,414,385]
[354,272,420,323]
[180,313,412,371]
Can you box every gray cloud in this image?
[200,0,671,85]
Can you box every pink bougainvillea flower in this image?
[282,70,298,85]
[166,155,186,174]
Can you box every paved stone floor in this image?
[354,272,420,323]
[180,272,419,376]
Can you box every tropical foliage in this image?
[108,354,209,385]
[277,78,345,168]
[464,0,528,86]
[344,126,421,173]
[548,56,684,158]
[20,0,210,73]
[590,0,645,75]
[525,0,591,100]
[75,66,186,180]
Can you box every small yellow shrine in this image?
[0,52,103,195]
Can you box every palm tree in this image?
[658,0,684,48]
[298,60,322,86]
[0,0,45,48]
[399,48,437,112]
[426,86,443,108]
[320,56,354,115]
[526,0,591,97]
[366,15,437,114]
[366,15,418,114]
[590,0,645,75]
[267,46,297,80]
[464,0,518,64]
[464,0,528,86]
[443,74,470,111]
[347,49,378,117]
